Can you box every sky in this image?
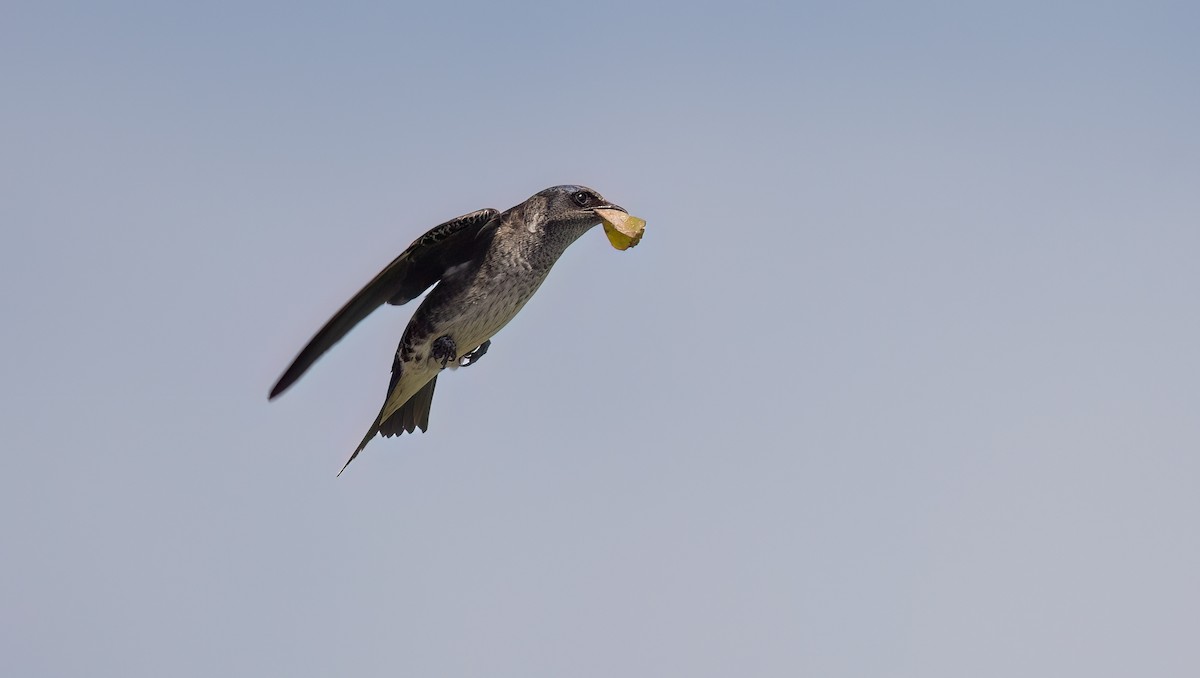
[2,1,1198,676]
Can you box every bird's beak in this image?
[594,203,627,214]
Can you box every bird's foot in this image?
[458,340,491,368]
[431,335,458,369]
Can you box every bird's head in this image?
[526,185,626,234]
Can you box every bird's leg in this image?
[458,340,491,368]
[431,335,458,369]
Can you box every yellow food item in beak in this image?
[595,208,646,251]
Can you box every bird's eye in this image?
[572,191,592,207]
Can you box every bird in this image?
[269,185,633,474]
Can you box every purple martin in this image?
[269,185,631,474]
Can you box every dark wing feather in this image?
[269,208,498,399]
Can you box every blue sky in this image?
[2,2,1198,676]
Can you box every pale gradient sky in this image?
[3,2,1198,676]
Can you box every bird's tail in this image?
[337,376,438,476]
[338,413,382,477]
[380,376,437,438]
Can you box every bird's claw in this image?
[458,340,491,368]
[431,336,457,370]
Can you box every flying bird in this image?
[269,185,640,474]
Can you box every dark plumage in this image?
[269,185,628,474]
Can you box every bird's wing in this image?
[269,208,499,399]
